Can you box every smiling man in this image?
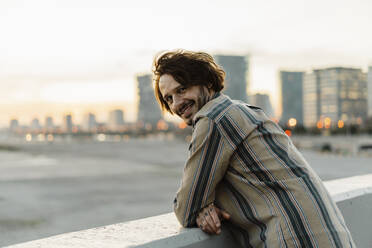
[152,50,355,247]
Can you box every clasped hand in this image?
[196,203,230,235]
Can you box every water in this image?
[0,138,371,246]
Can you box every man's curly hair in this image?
[152,50,225,114]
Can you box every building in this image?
[83,113,97,132]
[63,114,73,133]
[108,109,125,131]
[214,55,249,102]
[250,93,274,118]
[44,116,55,131]
[9,119,19,132]
[280,71,304,126]
[30,118,42,131]
[368,66,372,118]
[303,67,367,128]
[137,74,162,128]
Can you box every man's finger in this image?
[204,214,218,233]
[209,208,221,234]
[216,207,231,220]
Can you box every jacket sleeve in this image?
[173,117,232,227]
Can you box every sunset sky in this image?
[1,0,372,127]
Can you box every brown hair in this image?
[152,50,225,114]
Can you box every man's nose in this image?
[171,95,183,112]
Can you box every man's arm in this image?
[173,117,231,228]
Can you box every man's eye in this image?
[165,96,172,103]
[178,87,186,93]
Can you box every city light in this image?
[324,117,331,129]
[178,122,187,129]
[338,120,345,129]
[288,118,297,128]
[25,134,32,142]
[317,120,323,129]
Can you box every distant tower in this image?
[137,74,162,126]
[9,119,19,132]
[214,55,249,102]
[63,114,73,133]
[45,116,55,131]
[30,118,42,131]
[83,113,97,132]
[108,109,125,131]
[303,70,321,127]
[368,66,372,118]
[250,93,274,118]
[280,71,304,126]
[303,67,367,128]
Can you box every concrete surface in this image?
[7,174,372,248]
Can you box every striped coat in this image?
[173,93,355,247]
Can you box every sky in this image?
[1,0,372,127]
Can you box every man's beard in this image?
[185,86,212,126]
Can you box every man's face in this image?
[159,74,213,125]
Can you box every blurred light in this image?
[178,122,187,129]
[337,120,344,129]
[157,120,168,130]
[97,133,106,142]
[47,134,54,142]
[25,133,32,142]
[324,117,331,129]
[288,118,297,128]
[317,120,323,129]
[145,123,152,131]
[37,134,45,141]
[356,117,362,125]
[284,130,292,137]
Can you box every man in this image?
[152,50,355,247]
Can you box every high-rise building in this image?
[368,66,372,118]
[303,67,367,128]
[108,109,125,131]
[9,119,19,132]
[137,74,162,127]
[63,114,73,133]
[45,116,55,131]
[250,93,274,118]
[83,113,97,132]
[214,55,249,102]
[303,70,321,127]
[280,71,304,126]
[30,118,42,131]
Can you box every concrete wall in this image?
[8,174,372,248]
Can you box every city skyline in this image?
[1,0,372,127]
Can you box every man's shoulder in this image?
[194,93,258,124]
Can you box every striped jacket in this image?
[173,93,355,247]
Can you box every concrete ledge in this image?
[8,174,372,248]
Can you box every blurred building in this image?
[108,109,125,131]
[9,119,19,132]
[30,118,42,131]
[214,55,249,102]
[280,71,304,126]
[250,93,274,118]
[83,113,97,132]
[44,116,55,131]
[303,67,367,128]
[63,114,73,133]
[368,66,372,118]
[303,70,321,128]
[137,74,162,128]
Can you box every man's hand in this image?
[196,203,230,235]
